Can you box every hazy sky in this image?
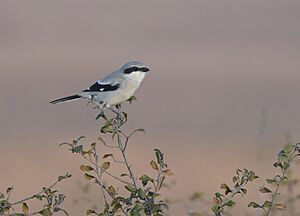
[1,1,300,215]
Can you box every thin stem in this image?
[94,148,108,205]
[82,154,133,186]
[3,175,69,209]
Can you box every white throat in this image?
[125,72,146,83]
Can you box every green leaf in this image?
[283,162,290,171]
[215,192,223,199]
[211,205,220,213]
[125,185,136,193]
[154,149,165,168]
[248,201,262,208]
[137,189,147,200]
[71,145,83,153]
[262,200,273,208]
[224,200,235,207]
[101,121,112,134]
[139,174,153,187]
[130,203,141,216]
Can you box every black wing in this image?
[83,82,120,92]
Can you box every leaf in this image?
[224,200,235,207]
[103,153,113,159]
[80,165,94,172]
[150,160,158,170]
[22,203,29,214]
[98,137,105,143]
[71,145,83,153]
[86,209,97,215]
[101,162,110,170]
[39,208,52,216]
[262,201,273,208]
[154,149,165,168]
[220,183,232,195]
[90,142,96,149]
[84,173,95,181]
[0,193,4,199]
[273,203,286,210]
[249,174,259,181]
[139,175,153,187]
[101,121,112,134]
[125,185,136,193]
[283,162,290,171]
[241,188,247,195]
[53,207,68,216]
[266,178,276,184]
[248,201,262,208]
[214,192,223,199]
[137,189,147,200]
[211,205,220,213]
[6,186,13,195]
[259,187,272,193]
[130,203,141,216]
[274,161,283,168]
[213,196,221,205]
[107,186,116,196]
[163,169,174,176]
[58,173,72,181]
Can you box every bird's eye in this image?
[132,67,138,71]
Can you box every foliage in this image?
[60,105,173,216]
[0,173,71,216]
[248,143,300,215]
[211,169,258,216]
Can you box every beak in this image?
[142,67,150,72]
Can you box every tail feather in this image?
[50,95,81,104]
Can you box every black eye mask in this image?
[124,66,149,74]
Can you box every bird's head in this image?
[120,61,150,83]
[121,61,150,74]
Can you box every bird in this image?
[50,61,149,109]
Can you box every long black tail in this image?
[50,94,81,104]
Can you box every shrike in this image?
[50,61,149,108]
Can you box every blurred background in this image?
[1,0,300,215]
